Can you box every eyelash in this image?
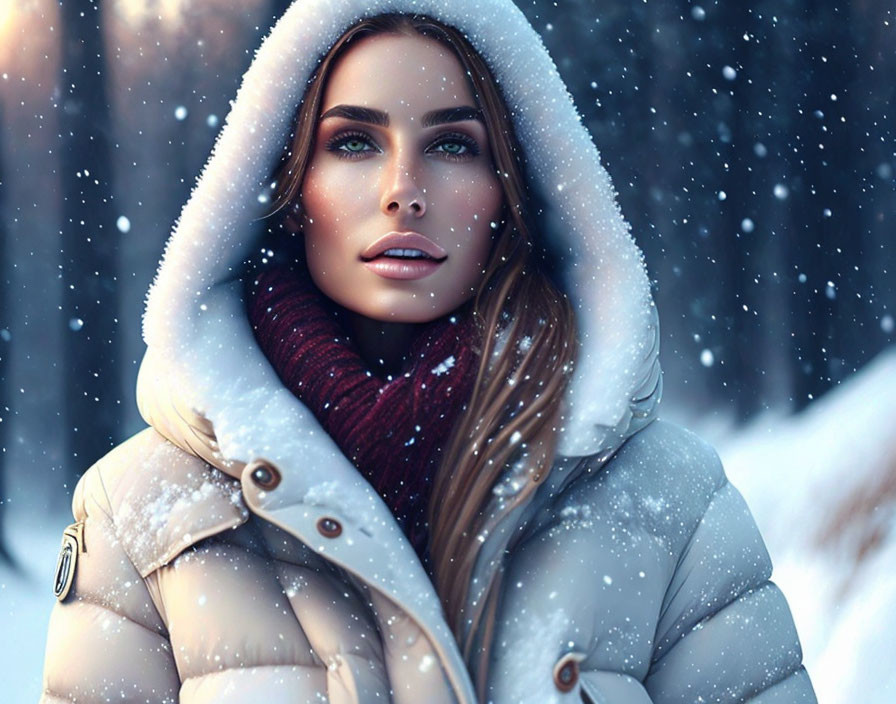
[323,130,481,161]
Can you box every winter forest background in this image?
[1,0,894,701]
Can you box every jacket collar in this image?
[138,281,484,702]
[135,0,662,701]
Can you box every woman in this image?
[40,2,817,703]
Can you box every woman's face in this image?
[299,32,505,323]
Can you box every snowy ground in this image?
[1,510,72,702]
[3,347,894,702]
[708,346,896,703]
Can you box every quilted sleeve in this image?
[644,451,818,703]
[39,466,180,704]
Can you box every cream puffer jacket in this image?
[40,0,817,702]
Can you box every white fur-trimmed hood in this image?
[135,1,662,701]
[141,0,660,464]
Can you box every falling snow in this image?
[1,0,886,701]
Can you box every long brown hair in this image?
[266,12,578,695]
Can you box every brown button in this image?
[246,459,281,490]
[553,652,582,692]
[317,516,342,538]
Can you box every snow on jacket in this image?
[40,0,817,702]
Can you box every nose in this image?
[381,159,426,218]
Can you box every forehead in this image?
[321,33,475,114]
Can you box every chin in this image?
[342,290,468,324]
[352,301,456,324]
[312,272,474,324]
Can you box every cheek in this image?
[471,184,503,222]
[450,184,503,277]
[300,176,338,273]
[472,178,504,264]
[301,167,379,247]
[440,174,503,232]
[299,166,338,224]
[300,166,362,264]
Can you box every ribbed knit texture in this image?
[245,257,480,569]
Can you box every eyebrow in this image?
[318,104,483,127]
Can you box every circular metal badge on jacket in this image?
[54,532,79,602]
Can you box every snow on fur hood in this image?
[140,0,661,455]
[133,0,662,699]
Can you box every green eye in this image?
[430,133,480,160]
[342,138,368,153]
[324,131,377,160]
[324,130,480,161]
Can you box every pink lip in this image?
[363,258,443,280]
[360,231,448,261]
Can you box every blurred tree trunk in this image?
[0,104,15,567]
[58,0,122,484]
[787,1,858,410]
[860,1,896,334]
[710,3,766,421]
[847,0,895,371]
[716,2,800,418]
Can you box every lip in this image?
[360,231,448,262]
[363,258,444,280]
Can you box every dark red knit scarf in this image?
[245,258,480,569]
